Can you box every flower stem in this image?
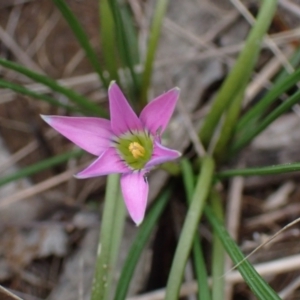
[165,156,215,299]
[103,192,125,299]
[90,174,123,300]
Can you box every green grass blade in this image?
[114,188,171,300]
[231,88,300,153]
[181,158,211,300]
[236,67,300,133]
[0,58,108,117]
[165,156,215,299]
[53,0,109,88]
[181,158,195,202]
[140,0,169,106]
[204,205,281,299]
[0,149,83,187]
[199,0,277,147]
[99,0,120,83]
[108,0,139,96]
[213,84,246,161]
[119,4,140,66]
[193,238,211,300]
[217,162,300,178]
[210,191,225,300]
[274,46,300,84]
[0,79,78,112]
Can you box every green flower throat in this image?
[115,132,153,170]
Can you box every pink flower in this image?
[41,82,181,225]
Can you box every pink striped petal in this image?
[41,115,112,156]
[108,82,143,135]
[145,141,181,169]
[75,148,129,178]
[121,172,149,225]
[140,88,180,135]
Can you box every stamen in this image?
[129,142,145,159]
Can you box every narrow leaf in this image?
[199,0,278,147]
[0,79,78,112]
[108,0,139,96]
[236,67,300,133]
[114,188,171,300]
[218,162,300,179]
[274,45,300,84]
[165,156,215,299]
[119,4,140,66]
[140,0,169,106]
[0,149,83,188]
[205,206,281,299]
[213,84,246,161]
[100,0,120,83]
[0,58,108,117]
[231,88,300,152]
[53,0,109,88]
[210,191,225,300]
[181,159,211,300]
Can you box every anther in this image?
[129,142,145,159]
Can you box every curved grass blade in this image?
[113,188,171,300]
[204,205,281,300]
[181,158,211,300]
[274,46,300,84]
[140,0,169,106]
[120,4,140,66]
[213,84,246,161]
[53,0,109,88]
[165,156,214,299]
[0,79,78,112]
[0,149,83,188]
[0,58,108,117]
[217,162,300,179]
[108,0,139,96]
[100,0,120,83]
[210,191,225,300]
[236,67,300,133]
[199,0,277,147]
[231,88,300,153]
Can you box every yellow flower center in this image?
[115,132,153,170]
[129,142,145,159]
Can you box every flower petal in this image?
[108,82,143,135]
[140,87,180,135]
[121,172,149,225]
[145,141,181,168]
[41,115,112,156]
[75,148,129,178]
